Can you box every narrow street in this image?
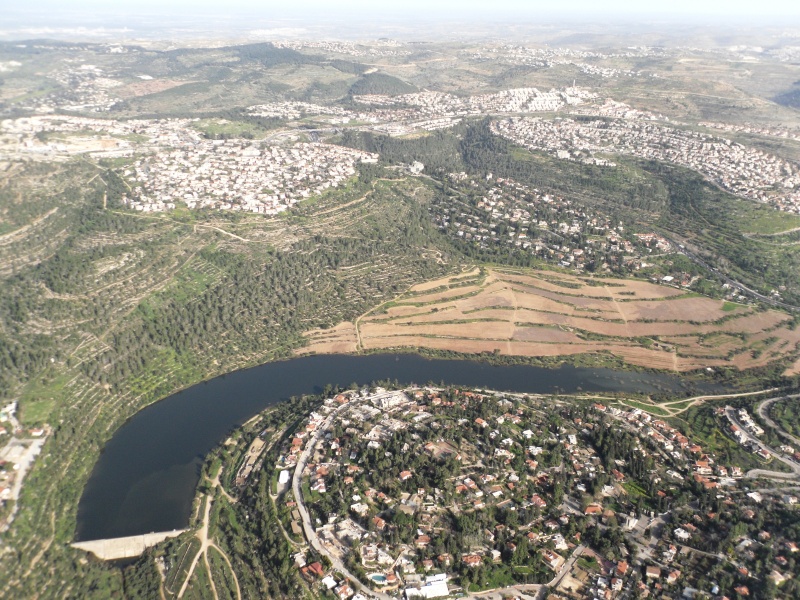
[292,400,391,600]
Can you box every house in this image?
[335,583,354,599]
[617,560,629,577]
[405,573,449,599]
[585,504,603,515]
[531,494,547,508]
[400,470,413,481]
[542,549,565,571]
[667,570,681,584]
[646,566,661,579]
[308,562,325,578]
[673,528,691,542]
[462,555,482,567]
[734,585,749,596]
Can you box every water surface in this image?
[76,353,723,541]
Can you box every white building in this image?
[405,573,449,599]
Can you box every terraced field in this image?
[302,268,800,373]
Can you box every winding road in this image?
[756,394,800,448]
[721,395,800,480]
[292,400,390,600]
[660,233,799,312]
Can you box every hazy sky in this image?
[9,0,800,19]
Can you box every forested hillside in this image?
[0,161,459,598]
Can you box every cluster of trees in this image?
[645,160,800,306]
[347,72,417,97]
[667,498,800,599]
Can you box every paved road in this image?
[292,401,391,600]
[747,469,798,480]
[470,586,540,600]
[469,545,586,600]
[548,544,586,589]
[725,407,800,479]
[659,234,799,312]
[757,395,800,448]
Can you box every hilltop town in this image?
[493,118,800,214]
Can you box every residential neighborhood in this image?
[0,402,49,533]
[493,116,800,213]
[124,139,377,214]
[250,386,800,599]
[431,171,679,275]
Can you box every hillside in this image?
[302,267,800,375]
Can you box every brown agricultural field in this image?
[300,267,800,374]
[300,321,359,354]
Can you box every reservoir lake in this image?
[76,353,725,541]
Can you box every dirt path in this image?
[204,549,219,600]
[177,495,212,598]
[0,207,59,246]
[193,224,251,242]
[312,191,372,216]
[507,279,519,355]
[155,558,167,600]
[663,387,780,415]
[604,285,629,325]
[209,544,241,600]
[108,209,252,243]
[210,467,237,505]
[22,512,55,578]
[177,469,241,599]
[574,387,780,418]
[745,225,800,238]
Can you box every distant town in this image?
[493,117,800,214]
